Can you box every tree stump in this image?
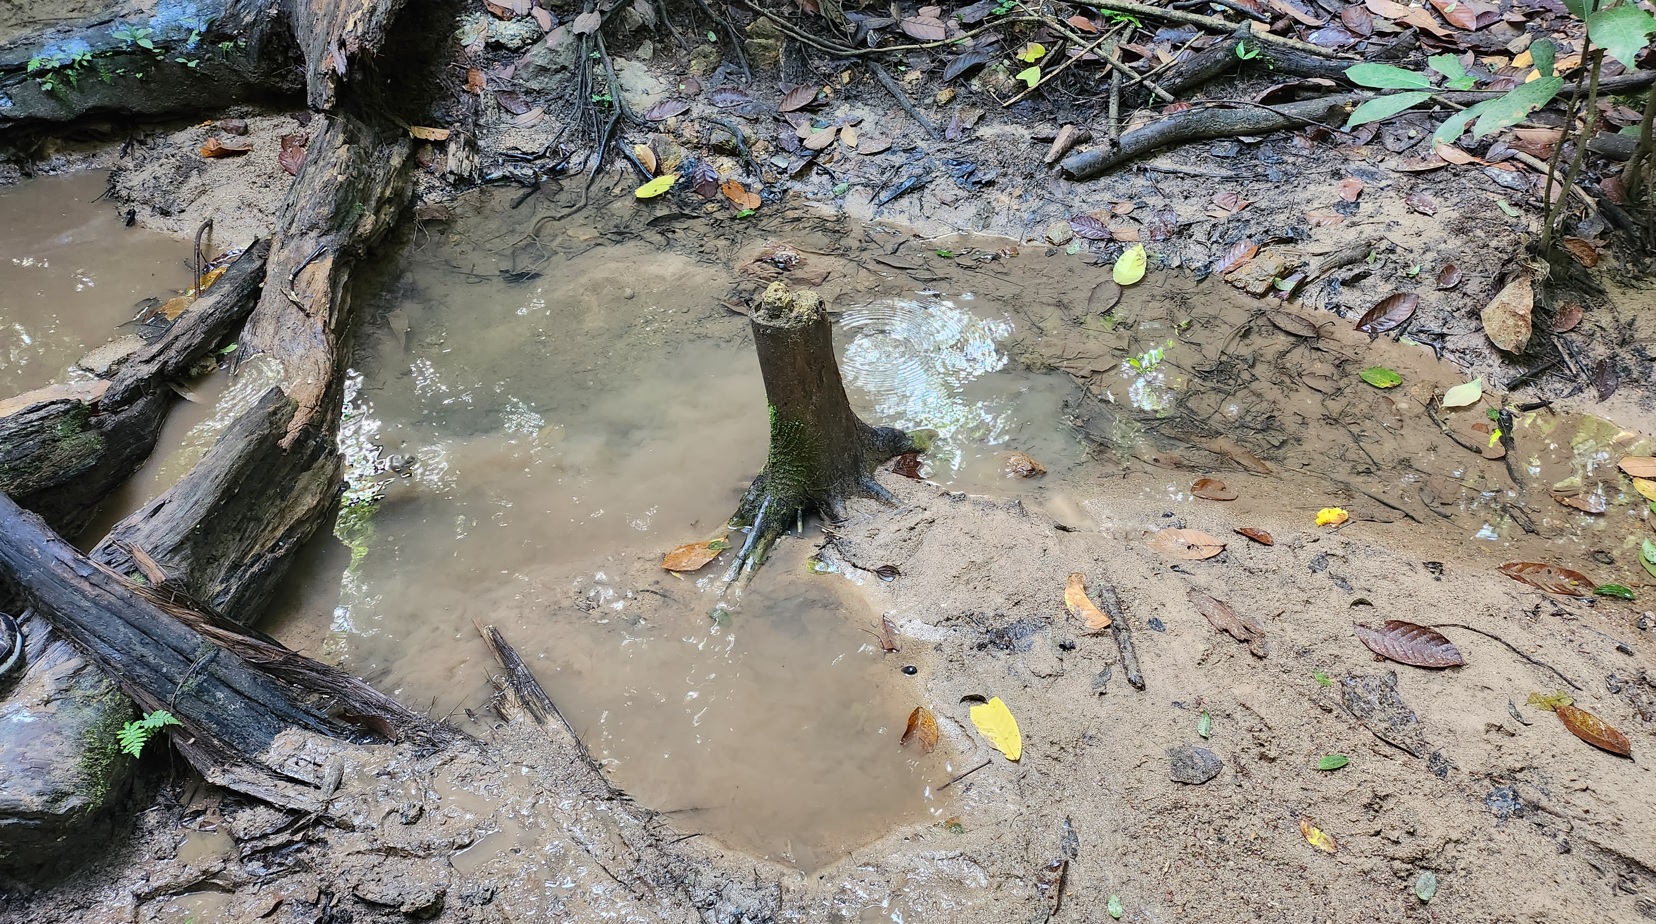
[724,282,933,585]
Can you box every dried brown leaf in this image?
[408,125,451,142]
[1435,263,1463,290]
[1482,273,1533,353]
[1188,588,1268,657]
[1191,478,1237,501]
[1552,491,1606,514]
[803,125,838,151]
[1550,301,1583,333]
[1617,456,1656,478]
[1497,561,1594,596]
[720,179,761,210]
[1212,240,1258,275]
[1428,0,1477,29]
[1355,293,1418,334]
[1266,311,1320,338]
[899,15,947,40]
[643,98,690,121]
[277,133,307,176]
[1234,527,1274,546]
[878,615,900,652]
[1404,191,1438,216]
[890,453,922,479]
[199,136,253,157]
[1337,177,1364,201]
[571,10,601,34]
[779,84,820,113]
[493,89,531,114]
[1064,573,1112,630]
[1069,215,1111,240]
[634,143,657,175]
[901,706,940,753]
[856,137,892,156]
[1088,279,1122,312]
[1353,620,1465,668]
[1556,703,1632,756]
[1561,237,1600,268]
[662,536,729,572]
[999,450,1046,478]
[1147,528,1226,561]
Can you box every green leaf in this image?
[1316,754,1350,771]
[1442,377,1483,408]
[1345,91,1433,129]
[1530,38,1556,78]
[1360,366,1403,388]
[1016,42,1046,63]
[634,173,678,199]
[1113,243,1147,285]
[1346,63,1432,89]
[1587,5,1656,69]
[1593,584,1635,601]
[1416,870,1439,903]
[1314,669,1331,687]
[1107,895,1124,919]
[1014,65,1040,88]
[1198,711,1212,739]
[1427,55,1475,90]
[1472,77,1564,139]
[1495,198,1521,217]
[1642,539,1656,581]
[1561,0,1596,19]
[1527,689,1574,711]
[1434,99,1493,145]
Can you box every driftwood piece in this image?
[1061,93,1364,181]
[1095,583,1145,691]
[102,238,271,408]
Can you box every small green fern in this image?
[117,710,180,758]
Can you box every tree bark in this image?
[724,282,932,585]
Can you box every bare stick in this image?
[1095,583,1145,691]
[1437,622,1582,691]
[867,59,941,141]
[939,758,992,790]
[1075,0,1358,60]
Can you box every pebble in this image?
[902,665,917,675]
[1167,744,1223,784]
[623,287,636,299]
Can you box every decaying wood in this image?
[0,385,164,539]
[1095,583,1145,691]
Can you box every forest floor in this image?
[2,0,1655,921]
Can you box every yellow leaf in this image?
[1315,507,1349,527]
[1112,243,1147,285]
[1064,573,1111,630]
[1632,478,1656,503]
[634,143,657,175]
[661,534,729,571]
[969,696,1022,761]
[1014,66,1040,88]
[1300,818,1338,854]
[1016,42,1047,63]
[408,126,451,141]
[197,265,227,293]
[1512,49,1534,68]
[634,173,678,199]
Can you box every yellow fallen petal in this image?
[1315,507,1349,527]
[969,696,1022,762]
[1300,818,1338,854]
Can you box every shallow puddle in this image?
[0,172,191,397]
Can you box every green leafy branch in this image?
[117,709,181,758]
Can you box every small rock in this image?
[1168,744,1223,784]
[622,287,636,300]
[1044,221,1074,246]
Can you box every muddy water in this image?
[0,173,191,398]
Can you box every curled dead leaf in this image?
[1212,239,1258,275]
[408,125,452,142]
[1555,703,1632,757]
[1355,293,1418,334]
[1482,272,1533,354]
[1064,573,1112,630]
[277,132,308,176]
[999,451,1046,478]
[662,536,730,572]
[878,615,900,652]
[1497,561,1594,596]
[1435,263,1463,290]
[1147,528,1226,560]
[199,136,253,157]
[901,706,940,753]
[1353,620,1465,668]
[1551,491,1606,514]
[1189,588,1268,657]
[1191,478,1237,501]
[720,179,761,211]
[1234,527,1274,546]
[1561,237,1600,268]
[1550,302,1583,333]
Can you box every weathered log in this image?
[0,0,300,131]
[723,282,933,585]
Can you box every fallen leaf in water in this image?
[901,706,940,753]
[878,614,900,651]
[634,174,678,199]
[999,451,1046,478]
[969,697,1022,761]
[634,144,657,175]
[1482,273,1533,353]
[1113,243,1147,285]
[1561,237,1600,268]
[1189,588,1268,657]
[1337,177,1364,201]
[1316,507,1349,527]
[661,535,729,571]
[1618,456,1656,478]
[1191,478,1237,501]
[199,136,253,157]
[1266,311,1320,338]
[1359,366,1402,388]
[1442,378,1483,408]
[720,179,761,210]
[1435,263,1463,290]
[1642,540,1656,581]
[1235,527,1274,545]
[1089,279,1122,312]
[1317,754,1350,770]
[1556,703,1632,756]
[1595,359,1620,401]
[1146,528,1226,560]
[1300,818,1338,854]
[1551,302,1583,333]
[779,84,820,112]
[1064,573,1112,630]
[1354,620,1465,667]
[1498,561,1594,596]
[1355,293,1419,333]
[1552,491,1607,514]
[1631,478,1656,502]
